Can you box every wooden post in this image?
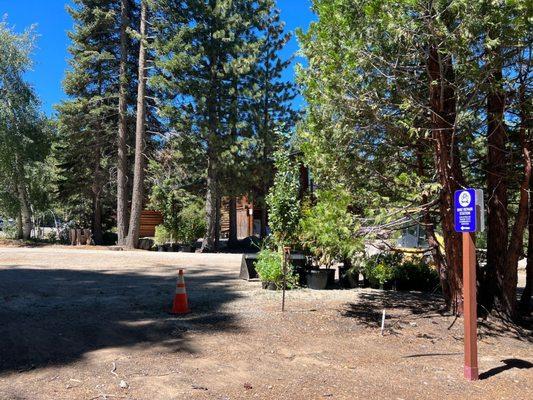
[463,232,478,380]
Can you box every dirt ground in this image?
[0,247,531,400]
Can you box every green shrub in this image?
[298,188,361,268]
[255,249,298,289]
[154,224,171,246]
[362,253,402,287]
[176,200,206,245]
[361,252,438,291]
[395,260,440,292]
[1,221,19,239]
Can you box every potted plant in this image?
[154,224,170,251]
[339,257,362,288]
[255,248,298,290]
[298,189,361,289]
[176,200,205,252]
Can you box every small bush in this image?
[395,260,440,292]
[176,200,206,245]
[362,252,439,292]
[154,225,171,246]
[255,249,298,289]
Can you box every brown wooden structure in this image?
[140,210,163,237]
[220,197,262,239]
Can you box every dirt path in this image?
[0,247,531,400]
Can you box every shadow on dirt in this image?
[340,290,445,334]
[0,267,243,374]
[479,358,533,380]
[342,290,533,341]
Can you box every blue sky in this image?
[1,0,315,116]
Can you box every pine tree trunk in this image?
[228,196,238,245]
[502,138,530,318]
[117,0,130,245]
[521,189,533,313]
[482,46,508,313]
[126,0,148,249]
[201,42,219,253]
[92,192,104,245]
[201,155,218,252]
[215,195,221,249]
[16,211,23,239]
[502,71,531,318]
[17,180,32,240]
[427,45,464,313]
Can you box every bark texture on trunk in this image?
[519,68,532,316]
[200,40,220,253]
[521,191,533,313]
[201,155,218,252]
[483,47,508,312]
[17,180,32,240]
[427,45,464,313]
[117,0,130,245]
[16,212,23,239]
[501,76,531,318]
[92,192,103,245]
[228,196,238,245]
[503,148,530,317]
[126,0,148,249]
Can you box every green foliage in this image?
[362,252,439,291]
[362,253,400,287]
[149,188,206,245]
[154,224,170,246]
[0,21,51,229]
[176,200,206,245]
[1,221,19,239]
[265,150,301,246]
[254,248,298,289]
[153,1,296,248]
[298,188,362,268]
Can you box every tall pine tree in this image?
[153,0,269,251]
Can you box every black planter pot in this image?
[306,269,329,290]
[261,281,277,290]
[295,266,308,286]
[169,243,180,252]
[339,266,359,288]
[180,245,194,253]
[157,245,166,252]
[325,268,336,287]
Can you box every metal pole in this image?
[462,232,478,381]
[282,247,290,312]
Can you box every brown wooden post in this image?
[463,232,478,380]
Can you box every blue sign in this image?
[454,189,477,232]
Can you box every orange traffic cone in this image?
[171,269,190,314]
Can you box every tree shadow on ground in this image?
[479,358,533,380]
[0,266,243,374]
[341,290,533,341]
[340,290,445,334]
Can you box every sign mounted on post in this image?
[454,189,484,233]
[454,188,484,381]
